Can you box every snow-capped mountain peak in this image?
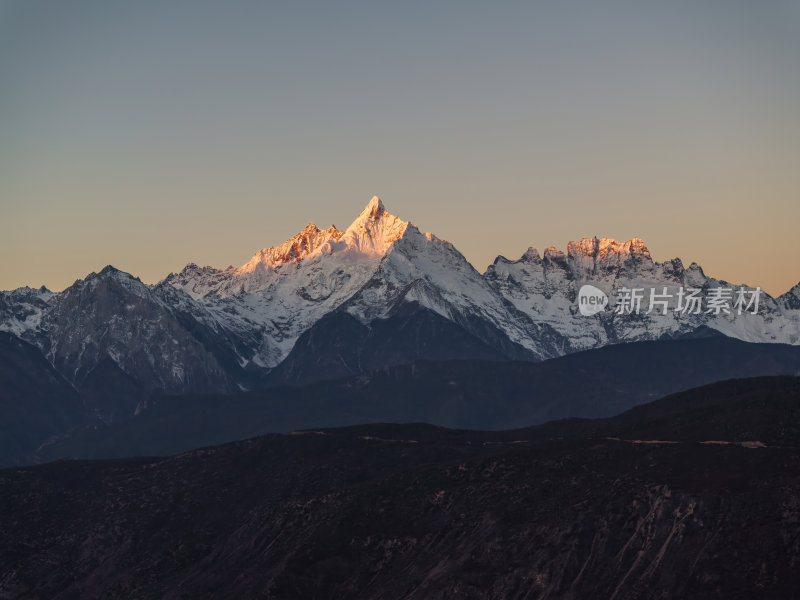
[238,222,344,273]
[543,246,566,261]
[563,236,653,276]
[359,195,386,219]
[340,196,409,256]
[521,247,541,262]
[152,197,422,367]
[1,195,799,399]
[162,197,412,301]
[567,236,652,262]
[233,196,407,275]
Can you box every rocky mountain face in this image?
[268,306,508,386]
[2,376,799,600]
[1,197,799,406]
[485,235,800,352]
[24,337,800,465]
[781,282,800,311]
[41,267,232,395]
[0,267,235,421]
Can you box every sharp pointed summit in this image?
[342,196,408,256]
[360,195,386,220]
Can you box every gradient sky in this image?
[1,0,799,296]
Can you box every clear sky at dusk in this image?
[1,0,799,296]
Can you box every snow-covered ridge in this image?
[567,236,651,263]
[237,196,409,270]
[157,199,800,364]
[163,196,410,301]
[485,234,800,351]
[494,236,652,268]
[237,223,344,273]
[0,285,55,338]
[153,197,424,367]
[1,195,799,393]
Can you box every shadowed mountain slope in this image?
[26,336,800,464]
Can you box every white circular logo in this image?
[577,284,609,316]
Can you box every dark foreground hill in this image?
[1,376,800,599]
[26,335,800,464]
